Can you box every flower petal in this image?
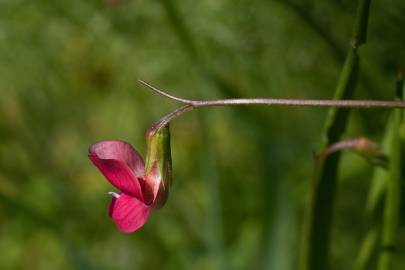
[89,140,144,177]
[89,155,143,200]
[89,140,145,199]
[109,194,151,233]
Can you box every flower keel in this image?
[109,194,151,233]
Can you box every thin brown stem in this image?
[153,104,195,130]
[318,137,368,159]
[139,80,405,127]
[139,80,194,103]
[192,99,405,108]
[316,137,387,168]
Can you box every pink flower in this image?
[88,126,172,233]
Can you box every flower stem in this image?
[139,79,405,128]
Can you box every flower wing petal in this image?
[89,140,144,177]
[89,140,145,199]
[109,194,151,233]
[89,155,143,200]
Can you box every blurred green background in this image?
[0,0,404,269]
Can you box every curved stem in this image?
[153,104,195,130]
[139,80,194,103]
[318,137,376,159]
[139,80,405,128]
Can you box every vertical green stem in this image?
[354,72,403,270]
[354,227,379,270]
[353,120,392,270]
[376,72,404,270]
[300,1,371,270]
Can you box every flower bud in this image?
[352,137,388,167]
[319,137,387,168]
[144,124,172,209]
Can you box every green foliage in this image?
[0,0,404,269]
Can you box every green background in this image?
[0,0,404,269]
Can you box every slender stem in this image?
[318,137,378,159]
[153,104,194,130]
[139,80,194,104]
[139,80,405,128]
[376,70,404,270]
[191,99,405,108]
[354,227,379,270]
[300,0,371,269]
[377,109,401,270]
[316,137,387,170]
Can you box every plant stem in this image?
[376,71,404,270]
[299,0,371,269]
[317,137,382,161]
[353,110,394,270]
[190,98,405,108]
[139,80,405,129]
[354,226,379,270]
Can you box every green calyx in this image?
[144,124,172,209]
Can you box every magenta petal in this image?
[89,154,144,200]
[109,194,151,233]
[89,140,145,177]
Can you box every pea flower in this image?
[88,125,172,233]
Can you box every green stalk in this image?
[300,1,371,270]
[353,118,394,270]
[376,73,404,270]
[354,226,379,270]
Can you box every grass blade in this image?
[300,1,372,270]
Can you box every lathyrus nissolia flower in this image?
[88,125,172,233]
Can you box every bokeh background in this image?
[1,0,404,269]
